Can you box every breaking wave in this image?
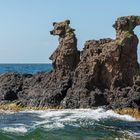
[0,108,139,139]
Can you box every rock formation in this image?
[62,16,140,108]
[0,16,140,111]
[49,20,80,74]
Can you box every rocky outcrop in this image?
[49,20,80,74]
[0,16,140,110]
[62,16,140,109]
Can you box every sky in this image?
[0,0,140,63]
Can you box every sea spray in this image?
[0,108,139,140]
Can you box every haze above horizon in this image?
[0,0,140,63]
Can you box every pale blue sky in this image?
[0,0,140,63]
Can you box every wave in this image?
[2,126,28,133]
[23,108,136,121]
[0,108,139,139]
[32,108,136,130]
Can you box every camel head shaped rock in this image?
[113,16,140,39]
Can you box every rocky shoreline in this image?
[0,16,140,115]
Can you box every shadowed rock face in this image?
[0,16,140,110]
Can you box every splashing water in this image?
[0,108,139,140]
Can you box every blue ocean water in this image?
[0,64,52,74]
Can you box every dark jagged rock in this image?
[0,73,23,102]
[0,16,140,111]
[17,71,73,107]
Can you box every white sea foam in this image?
[29,108,136,130]
[43,122,64,129]
[0,110,15,114]
[2,126,28,133]
[0,108,137,133]
[119,130,140,139]
[36,108,136,121]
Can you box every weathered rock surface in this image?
[49,20,80,74]
[0,16,140,110]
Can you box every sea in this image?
[0,64,139,140]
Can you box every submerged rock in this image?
[114,108,140,120]
[0,16,140,111]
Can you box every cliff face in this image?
[0,16,140,110]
